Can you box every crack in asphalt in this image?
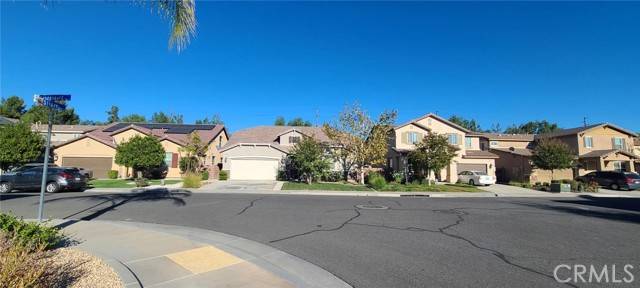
[235,196,267,216]
[351,208,578,288]
[269,209,362,243]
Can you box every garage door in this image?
[457,163,487,174]
[62,157,112,179]
[230,158,279,180]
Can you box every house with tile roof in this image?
[219,126,338,180]
[52,122,228,178]
[387,113,498,184]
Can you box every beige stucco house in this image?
[489,123,638,183]
[53,123,228,179]
[635,137,640,172]
[32,124,101,146]
[219,126,337,180]
[387,113,498,183]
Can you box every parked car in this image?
[0,166,87,193]
[71,167,93,179]
[457,170,496,186]
[576,171,640,191]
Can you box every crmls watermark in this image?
[553,264,635,284]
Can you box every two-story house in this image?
[53,123,228,179]
[219,126,336,180]
[32,123,101,146]
[387,113,498,183]
[538,123,638,175]
[635,137,640,172]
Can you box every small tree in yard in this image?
[531,138,574,181]
[408,132,458,185]
[179,132,208,174]
[288,136,330,184]
[323,103,397,184]
[115,135,165,178]
[0,123,44,172]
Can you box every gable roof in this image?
[0,116,19,125]
[580,149,638,159]
[31,124,101,133]
[537,123,638,139]
[395,113,470,133]
[220,126,330,152]
[54,122,226,149]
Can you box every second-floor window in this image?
[448,134,459,145]
[465,137,473,149]
[408,132,420,144]
[289,136,301,144]
[490,141,498,147]
[583,136,593,148]
[612,137,625,150]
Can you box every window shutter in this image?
[458,134,463,145]
[171,153,178,168]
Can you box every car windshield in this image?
[474,171,487,175]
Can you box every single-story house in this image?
[219,126,338,180]
[387,113,499,183]
[53,122,228,178]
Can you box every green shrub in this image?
[367,173,386,190]
[219,170,229,181]
[392,172,404,184]
[179,156,199,174]
[107,170,118,179]
[135,177,149,187]
[182,174,202,188]
[201,170,209,180]
[0,213,64,250]
[321,171,342,182]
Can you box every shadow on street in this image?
[43,188,191,221]
[513,195,640,224]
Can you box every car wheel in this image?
[610,183,620,190]
[45,182,60,193]
[468,179,475,186]
[0,182,12,193]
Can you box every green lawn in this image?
[89,179,182,188]
[282,182,373,191]
[281,181,482,192]
[379,183,482,192]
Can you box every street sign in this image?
[34,93,71,222]
[33,94,71,111]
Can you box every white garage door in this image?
[230,158,279,180]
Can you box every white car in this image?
[458,170,496,186]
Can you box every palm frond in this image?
[155,0,197,52]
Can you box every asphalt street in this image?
[1,190,639,288]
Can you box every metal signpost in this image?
[34,94,71,222]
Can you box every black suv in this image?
[0,166,87,193]
[576,171,640,191]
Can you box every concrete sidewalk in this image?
[52,220,351,288]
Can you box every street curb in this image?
[76,220,352,288]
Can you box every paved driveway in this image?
[200,180,278,192]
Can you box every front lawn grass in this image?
[379,182,483,192]
[282,182,373,191]
[89,179,181,188]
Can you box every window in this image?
[289,136,301,144]
[490,141,498,147]
[448,134,458,145]
[217,136,223,148]
[480,142,487,150]
[465,137,473,148]
[583,136,593,148]
[164,152,173,166]
[211,156,216,164]
[613,161,623,171]
[612,137,625,150]
[388,158,393,167]
[408,132,420,144]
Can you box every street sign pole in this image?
[33,94,71,223]
[37,109,54,222]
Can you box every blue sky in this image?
[2,1,639,132]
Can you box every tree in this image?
[287,117,312,127]
[0,96,26,119]
[323,103,397,184]
[79,120,105,125]
[504,121,560,134]
[274,116,286,126]
[21,106,80,125]
[0,123,44,171]
[115,135,166,177]
[287,136,330,184]
[407,132,459,184]
[121,114,147,123]
[195,114,223,124]
[179,132,208,173]
[531,138,574,181]
[107,106,120,123]
[448,115,481,132]
[151,112,183,123]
